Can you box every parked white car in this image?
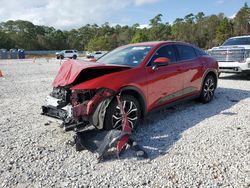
[208,36,250,75]
[56,50,78,59]
[86,51,107,60]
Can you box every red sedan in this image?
[42,41,218,131]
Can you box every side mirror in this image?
[153,57,170,67]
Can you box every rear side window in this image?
[65,50,72,53]
[176,45,197,61]
[194,48,207,56]
[149,45,176,66]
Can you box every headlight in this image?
[245,49,250,59]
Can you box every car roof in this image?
[126,41,196,47]
[229,35,250,39]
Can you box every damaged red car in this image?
[42,41,218,131]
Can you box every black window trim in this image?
[174,44,198,62]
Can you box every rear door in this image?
[175,44,203,96]
[145,45,185,110]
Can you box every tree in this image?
[195,12,205,22]
[202,15,223,48]
[87,36,113,51]
[233,3,250,35]
[149,14,163,27]
[148,14,171,41]
[172,14,196,44]
[131,29,148,43]
[215,18,233,45]
[0,4,248,51]
[0,31,14,49]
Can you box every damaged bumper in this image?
[42,96,72,120]
[42,88,115,131]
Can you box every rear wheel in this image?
[60,55,64,59]
[104,95,141,130]
[199,75,216,103]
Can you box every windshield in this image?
[222,37,250,46]
[97,45,152,67]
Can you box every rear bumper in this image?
[218,59,250,73]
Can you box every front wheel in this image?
[73,55,77,59]
[199,75,216,103]
[104,95,141,130]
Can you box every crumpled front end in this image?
[41,60,131,131]
[42,87,72,120]
[42,87,116,131]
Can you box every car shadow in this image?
[219,73,250,80]
[123,87,250,160]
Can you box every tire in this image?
[73,55,77,59]
[60,55,64,59]
[56,56,59,59]
[199,74,216,103]
[104,95,141,130]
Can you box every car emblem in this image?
[220,51,233,55]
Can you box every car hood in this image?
[53,59,131,87]
[208,45,248,51]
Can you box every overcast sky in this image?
[0,0,247,30]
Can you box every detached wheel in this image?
[104,95,141,130]
[199,75,216,103]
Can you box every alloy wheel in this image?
[112,100,138,129]
[203,78,215,102]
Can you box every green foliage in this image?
[0,3,249,51]
[148,14,172,41]
[0,31,14,49]
[233,3,250,35]
[215,18,233,45]
[87,36,114,51]
[131,29,148,43]
[149,14,163,27]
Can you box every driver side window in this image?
[149,45,176,66]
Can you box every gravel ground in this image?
[0,59,249,188]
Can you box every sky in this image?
[0,0,248,30]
